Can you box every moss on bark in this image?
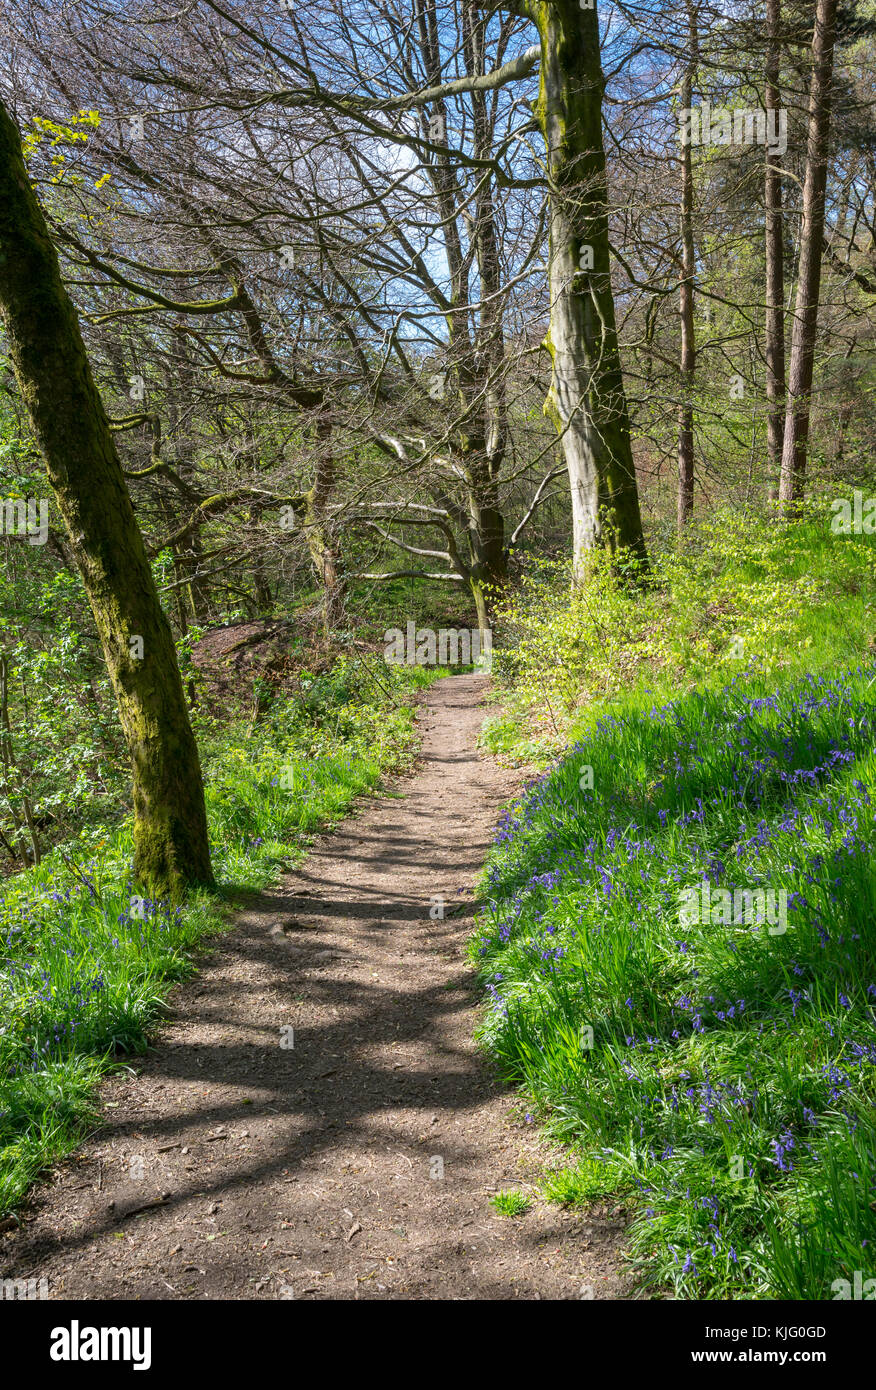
[526,0,649,578]
[0,99,214,898]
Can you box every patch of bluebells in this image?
[474,662,876,1264]
[0,869,188,1083]
[480,664,876,946]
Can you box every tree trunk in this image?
[252,568,274,618]
[0,97,214,897]
[765,0,786,498]
[0,652,41,867]
[304,426,346,631]
[159,496,191,638]
[529,0,648,580]
[184,530,212,622]
[778,0,838,505]
[466,477,506,634]
[463,0,508,609]
[677,1,698,533]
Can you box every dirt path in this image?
[2,675,629,1300]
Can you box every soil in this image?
[1,674,631,1300]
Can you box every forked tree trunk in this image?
[0,98,214,897]
[765,0,786,498]
[528,0,648,579]
[778,0,838,504]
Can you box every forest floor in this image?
[1,675,631,1300]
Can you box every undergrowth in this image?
[0,656,440,1215]
[474,510,876,1299]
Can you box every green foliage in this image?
[474,516,876,1298]
[0,656,437,1216]
[542,1156,633,1205]
[20,110,102,186]
[493,505,876,759]
[489,1189,532,1216]
[474,662,876,1297]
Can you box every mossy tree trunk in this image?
[0,98,214,897]
[526,0,648,579]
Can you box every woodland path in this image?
[3,675,629,1300]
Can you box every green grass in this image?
[491,504,876,762]
[490,1189,532,1216]
[0,656,441,1216]
[474,514,876,1300]
[474,662,876,1298]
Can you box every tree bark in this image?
[528,0,649,579]
[765,0,786,498]
[778,0,838,504]
[0,97,214,897]
[304,425,346,631]
[677,1,698,533]
[465,480,506,634]
[460,0,509,609]
[0,651,41,867]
